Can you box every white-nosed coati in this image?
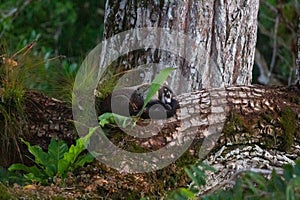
[97,84,179,119]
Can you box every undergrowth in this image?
[6,127,96,185]
[0,44,30,166]
[165,160,300,200]
[0,42,76,166]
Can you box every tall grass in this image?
[0,42,75,166]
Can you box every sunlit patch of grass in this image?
[0,41,78,166]
[0,44,29,167]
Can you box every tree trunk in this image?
[101,0,259,92]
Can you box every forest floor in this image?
[4,159,190,199]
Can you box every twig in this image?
[10,41,36,60]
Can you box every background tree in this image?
[255,0,299,85]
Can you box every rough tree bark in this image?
[1,85,298,195]
[102,0,258,92]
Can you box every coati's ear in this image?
[163,81,169,86]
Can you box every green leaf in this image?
[73,153,94,169]
[283,163,294,182]
[166,188,195,200]
[58,127,97,175]
[270,170,286,193]
[8,130,97,183]
[141,67,176,111]
[57,159,69,177]
[46,139,68,177]
[48,139,68,161]
[20,138,49,166]
[81,126,98,145]
[247,172,267,190]
[8,163,32,173]
[191,165,206,186]
[98,112,131,128]
[0,166,27,186]
[184,164,210,188]
[98,112,116,127]
[9,164,45,182]
[58,143,82,175]
[177,188,196,198]
[294,159,300,176]
[24,173,42,183]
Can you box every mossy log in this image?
[1,85,299,192]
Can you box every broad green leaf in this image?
[177,188,195,198]
[48,139,68,161]
[9,130,97,183]
[271,170,287,193]
[58,127,97,175]
[98,112,116,127]
[283,164,294,182]
[73,153,94,169]
[82,127,98,145]
[24,173,42,183]
[62,142,83,168]
[8,163,33,173]
[166,188,195,200]
[190,165,206,186]
[57,159,69,176]
[46,139,68,176]
[9,164,45,182]
[0,166,27,186]
[295,159,300,176]
[99,112,131,128]
[247,172,267,189]
[45,163,57,177]
[20,138,49,166]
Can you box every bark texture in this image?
[5,86,299,177]
[102,0,259,92]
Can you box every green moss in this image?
[291,96,300,104]
[96,65,126,100]
[262,113,273,123]
[279,107,296,151]
[96,74,118,99]
[175,146,199,168]
[0,183,17,200]
[264,134,277,149]
[223,112,246,136]
[126,142,148,153]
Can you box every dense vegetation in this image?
[1,0,105,100]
